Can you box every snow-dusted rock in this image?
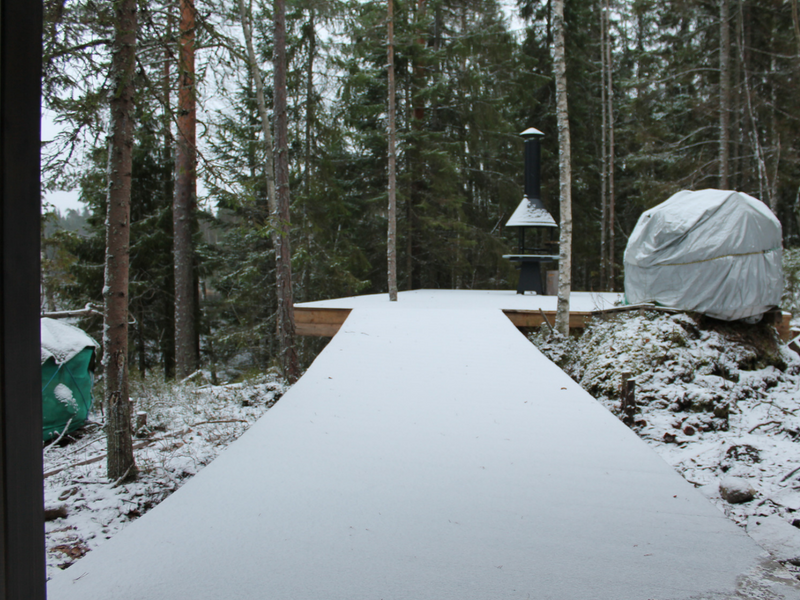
[720,476,757,504]
[748,515,800,566]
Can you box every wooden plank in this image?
[295,305,793,343]
[296,308,597,336]
[295,307,351,337]
[294,307,351,325]
[503,310,591,330]
[296,321,343,337]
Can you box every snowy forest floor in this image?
[43,310,800,581]
[531,310,800,576]
[42,371,288,580]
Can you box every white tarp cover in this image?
[624,189,783,321]
[41,317,99,365]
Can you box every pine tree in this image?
[273,0,300,382]
[174,0,199,378]
[104,0,138,482]
[387,0,398,301]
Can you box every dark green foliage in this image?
[62,104,180,377]
[335,0,527,290]
[45,0,800,380]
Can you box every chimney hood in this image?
[506,128,557,228]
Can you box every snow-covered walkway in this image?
[48,305,800,599]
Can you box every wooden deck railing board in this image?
[295,305,793,341]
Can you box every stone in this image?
[719,476,756,504]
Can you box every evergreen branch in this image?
[46,38,111,60]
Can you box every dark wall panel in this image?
[0,0,46,597]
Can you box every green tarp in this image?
[41,318,99,442]
[41,347,96,441]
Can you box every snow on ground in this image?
[43,371,288,581]
[48,307,799,599]
[43,302,800,593]
[531,309,800,573]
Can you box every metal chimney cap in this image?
[520,127,544,139]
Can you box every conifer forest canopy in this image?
[41,0,800,375]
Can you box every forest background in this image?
[40,0,800,381]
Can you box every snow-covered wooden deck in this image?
[296,289,623,336]
[48,301,800,599]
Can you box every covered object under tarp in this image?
[41,318,99,441]
[624,189,782,321]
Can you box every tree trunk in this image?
[104,0,138,482]
[407,0,427,290]
[304,7,316,193]
[137,302,146,375]
[738,0,768,203]
[553,0,572,337]
[237,0,299,382]
[237,0,277,211]
[769,19,780,214]
[734,1,744,191]
[388,0,398,301]
[173,0,198,378]
[599,0,607,289]
[719,0,731,188]
[163,7,176,380]
[604,0,615,292]
[273,0,300,383]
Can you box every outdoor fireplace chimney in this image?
[523,127,543,204]
[505,127,557,231]
[503,127,559,295]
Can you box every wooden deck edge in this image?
[502,310,591,330]
[295,307,352,337]
[294,306,793,342]
[295,307,594,337]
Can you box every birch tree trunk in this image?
[738,0,769,204]
[104,0,138,482]
[173,0,198,378]
[273,0,300,383]
[553,0,572,336]
[387,0,398,301]
[719,0,731,189]
[237,0,277,211]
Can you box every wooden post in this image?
[620,371,636,425]
[135,411,148,437]
[0,0,47,594]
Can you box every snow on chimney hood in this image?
[506,128,557,228]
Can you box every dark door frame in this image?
[1,0,47,597]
